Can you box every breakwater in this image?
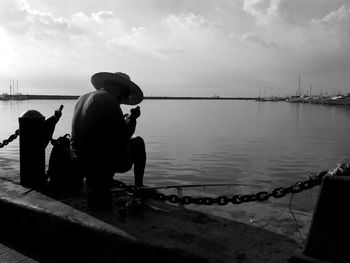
[0,94,79,100]
[145,96,257,100]
[26,94,79,100]
[0,94,260,101]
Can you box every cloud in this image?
[0,0,69,35]
[20,1,69,31]
[0,1,225,56]
[0,0,130,43]
[240,1,350,49]
[304,5,350,49]
[161,12,220,51]
[242,0,280,25]
[241,0,348,27]
[310,5,350,33]
[0,1,134,87]
[0,1,223,56]
[107,26,148,50]
[70,10,123,37]
[1,0,350,96]
[163,12,211,30]
[241,32,277,48]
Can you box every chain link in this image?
[0,129,20,148]
[113,170,329,206]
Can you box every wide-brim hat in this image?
[91,72,143,105]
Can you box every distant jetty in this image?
[145,96,258,100]
[0,94,263,101]
[0,94,79,100]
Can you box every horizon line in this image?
[1,94,288,100]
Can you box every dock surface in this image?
[0,241,40,263]
[0,174,300,262]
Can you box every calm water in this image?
[1,99,350,239]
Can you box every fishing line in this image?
[288,192,304,243]
[139,183,263,190]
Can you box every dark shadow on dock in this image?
[0,175,299,263]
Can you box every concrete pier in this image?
[0,174,299,263]
[0,241,40,263]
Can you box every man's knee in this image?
[133,136,145,146]
[131,136,145,152]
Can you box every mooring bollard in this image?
[18,110,46,187]
[291,174,350,263]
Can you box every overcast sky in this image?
[1,0,349,97]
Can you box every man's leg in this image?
[129,137,146,187]
[115,137,146,187]
[86,172,113,209]
[84,162,114,209]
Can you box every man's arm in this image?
[123,106,140,139]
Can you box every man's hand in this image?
[54,105,63,120]
[130,106,141,120]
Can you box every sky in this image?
[0,0,350,97]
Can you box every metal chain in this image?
[113,171,329,206]
[0,127,338,207]
[0,129,20,148]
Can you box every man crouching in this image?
[71,72,146,208]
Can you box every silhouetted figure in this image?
[71,72,145,208]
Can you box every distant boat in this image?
[326,93,350,105]
[287,75,304,103]
[0,93,27,100]
[255,87,274,101]
[1,79,27,100]
[0,93,10,100]
[286,95,301,103]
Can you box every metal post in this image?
[291,175,350,262]
[19,110,46,187]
